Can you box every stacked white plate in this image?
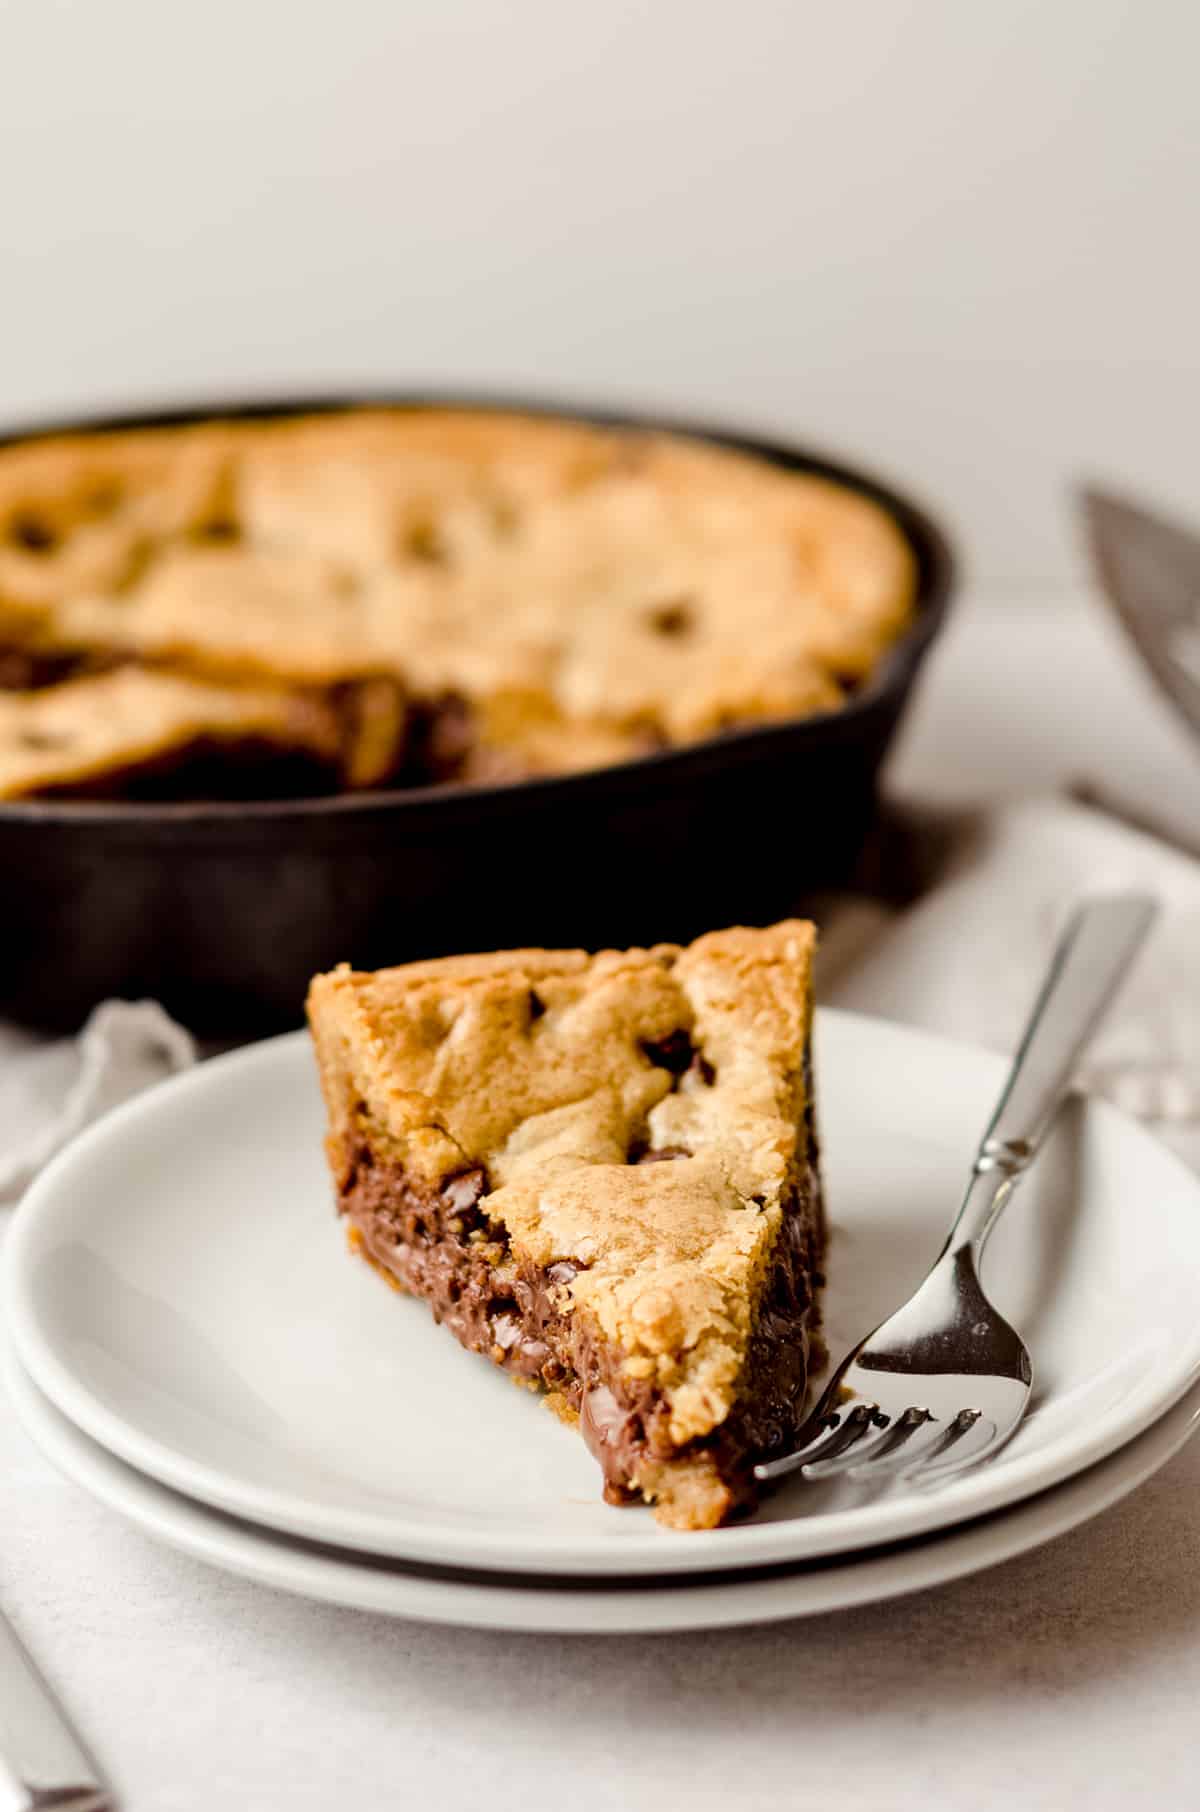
[6,1012,1200,1634]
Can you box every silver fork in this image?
[756,893,1157,1491]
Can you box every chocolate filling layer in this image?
[404,691,478,784]
[5,660,775,803]
[338,1122,824,1514]
[28,736,349,802]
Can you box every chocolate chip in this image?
[442,1167,487,1213]
[528,989,546,1023]
[692,1052,716,1087]
[9,511,57,553]
[639,1030,694,1075]
[626,1128,692,1164]
[196,516,240,543]
[645,597,694,638]
[403,516,448,564]
[490,1312,522,1351]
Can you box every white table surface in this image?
[3,586,1199,1812]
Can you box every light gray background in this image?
[2,0,1197,587]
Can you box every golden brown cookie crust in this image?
[0,410,914,797]
[308,921,817,1471]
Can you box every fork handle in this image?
[946,893,1156,1256]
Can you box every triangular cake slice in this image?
[307,922,825,1530]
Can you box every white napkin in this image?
[0,1000,195,1202]
[821,796,1200,1168]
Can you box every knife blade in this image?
[1079,485,1200,739]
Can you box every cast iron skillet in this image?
[0,395,955,1031]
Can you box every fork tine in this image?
[838,1407,980,1482]
[808,1406,934,1480]
[906,1418,1011,1487]
[751,1427,832,1484]
[894,1408,987,1479]
[753,1402,876,1483]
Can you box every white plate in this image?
[9,1347,1200,1633]
[6,1012,1200,1579]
